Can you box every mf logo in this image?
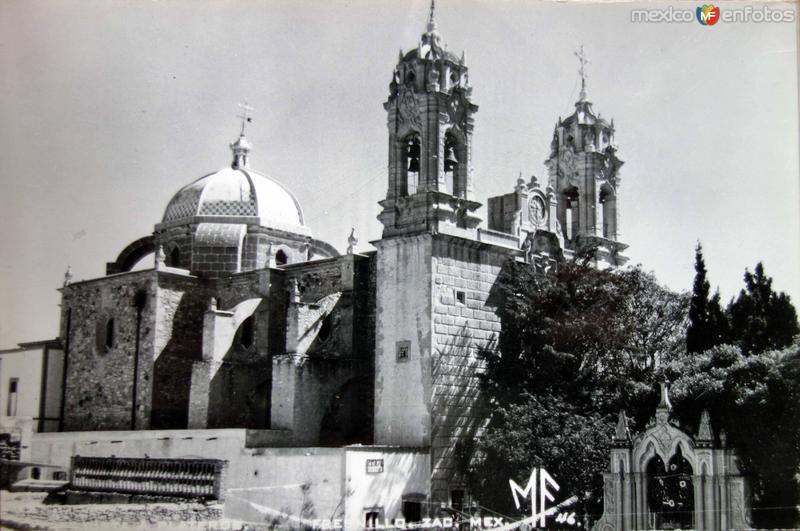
[696,4,720,25]
[509,468,560,528]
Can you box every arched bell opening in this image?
[562,186,580,241]
[403,133,421,196]
[443,132,460,196]
[599,184,616,239]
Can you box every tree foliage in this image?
[472,261,689,517]
[686,243,728,353]
[728,262,799,354]
[472,257,800,528]
[664,343,800,527]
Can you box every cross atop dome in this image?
[574,45,590,101]
[237,99,254,135]
[232,100,254,169]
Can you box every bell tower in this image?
[378,1,481,237]
[544,46,628,266]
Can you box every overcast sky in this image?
[0,0,798,348]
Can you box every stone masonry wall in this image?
[60,271,156,431]
[429,236,510,503]
[373,234,434,448]
[151,273,209,429]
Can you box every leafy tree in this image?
[472,255,799,528]
[470,393,613,517]
[728,262,799,354]
[686,243,728,353]
[472,261,688,517]
[664,342,800,528]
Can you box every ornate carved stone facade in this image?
[593,384,753,531]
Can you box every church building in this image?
[0,4,636,528]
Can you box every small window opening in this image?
[53,471,67,481]
[105,318,115,350]
[7,378,19,416]
[31,467,41,480]
[365,511,380,528]
[275,250,288,266]
[402,501,422,523]
[455,290,466,305]
[240,316,254,349]
[396,340,410,362]
[168,246,180,267]
[318,314,333,343]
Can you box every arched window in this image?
[318,314,333,343]
[563,187,580,240]
[96,317,115,353]
[105,318,115,350]
[599,186,616,239]
[443,133,459,196]
[168,246,180,267]
[240,316,254,349]
[647,450,694,529]
[404,134,421,196]
[275,250,288,266]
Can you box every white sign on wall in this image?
[366,459,384,474]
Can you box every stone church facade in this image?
[2,4,642,527]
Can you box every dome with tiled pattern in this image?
[160,134,307,234]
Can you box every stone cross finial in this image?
[155,245,166,270]
[63,266,73,287]
[574,44,590,101]
[347,228,358,255]
[237,99,254,135]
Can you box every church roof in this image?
[400,0,462,65]
[562,100,612,128]
[161,134,308,235]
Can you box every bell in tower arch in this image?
[443,138,458,172]
[406,136,421,173]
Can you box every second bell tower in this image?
[378,4,481,237]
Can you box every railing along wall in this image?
[70,456,226,500]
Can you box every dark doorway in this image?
[647,448,695,529]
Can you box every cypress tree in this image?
[687,243,727,353]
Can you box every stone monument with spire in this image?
[593,383,753,531]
